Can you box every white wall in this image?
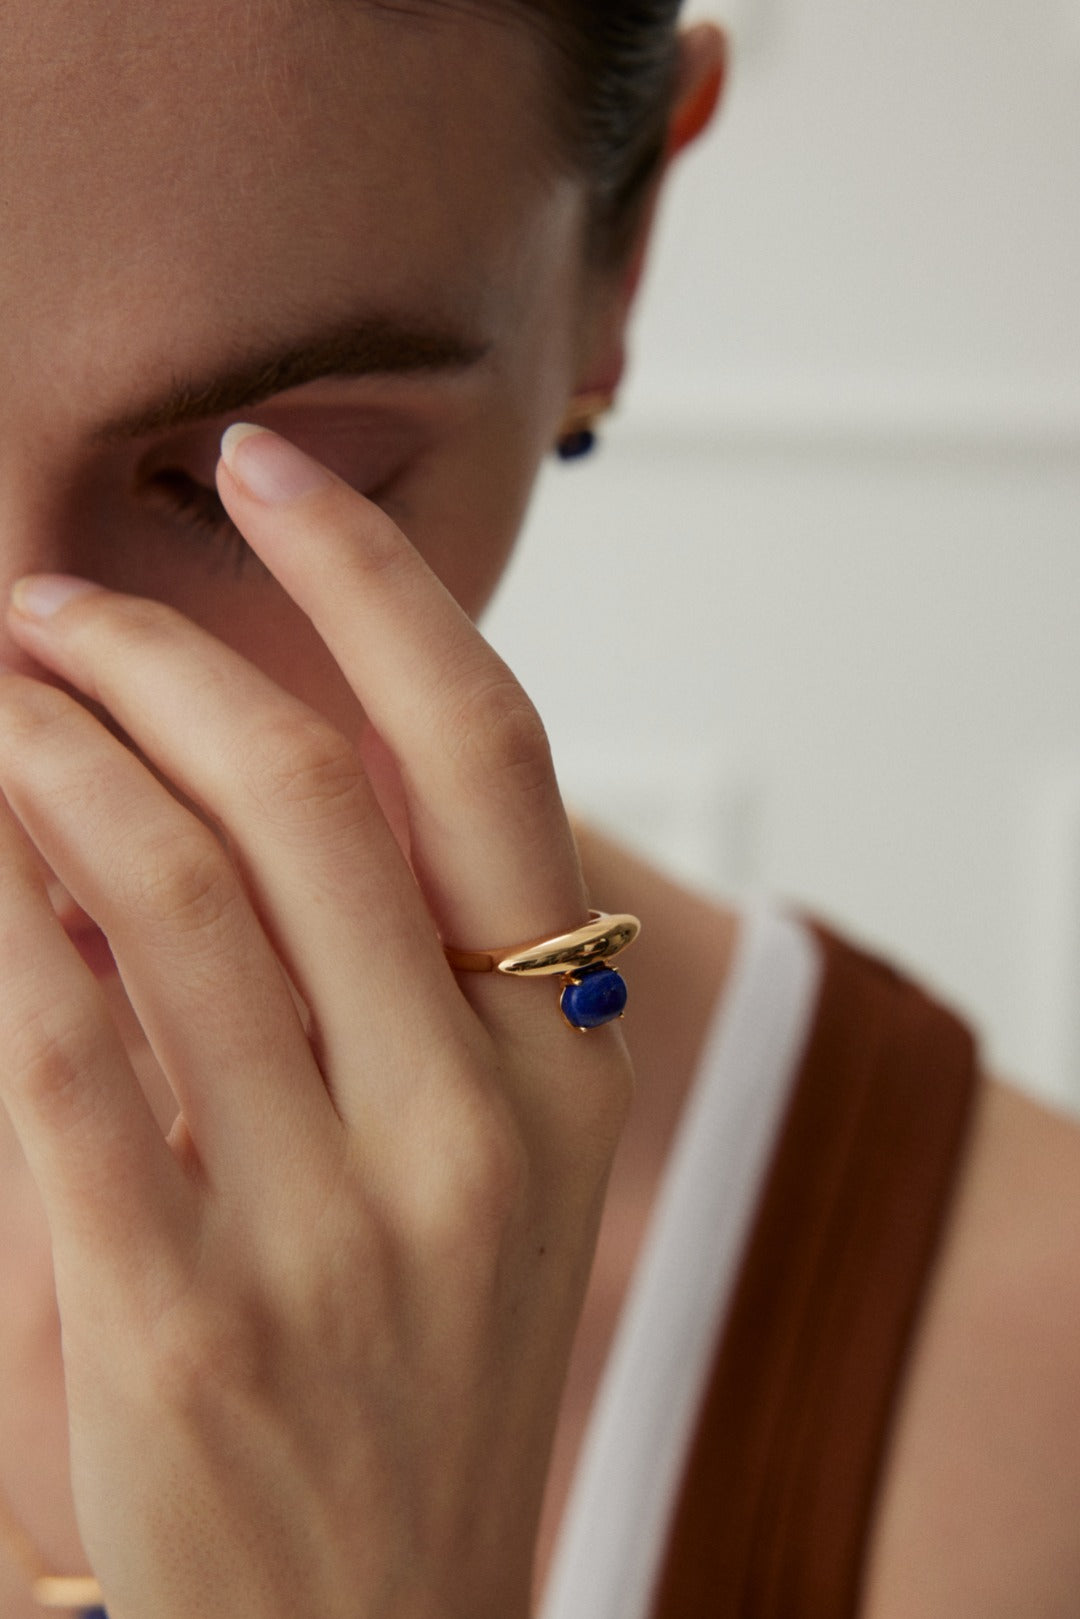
[483,0,1080,1109]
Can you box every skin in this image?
[2,3,1080,1618]
[0,4,724,1615]
[0,4,635,1615]
[0,438,632,1619]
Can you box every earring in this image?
[555,390,614,460]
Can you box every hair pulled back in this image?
[517,1,685,264]
[367,1,686,264]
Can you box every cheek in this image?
[162,513,515,746]
[414,513,519,623]
[63,416,540,734]
[388,420,549,624]
[200,504,521,745]
[73,518,367,735]
[200,590,369,736]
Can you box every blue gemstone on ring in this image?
[560,966,628,1030]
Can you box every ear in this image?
[667,22,728,163]
[573,23,728,398]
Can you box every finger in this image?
[4,586,467,1112]
[216,425,587,953]
[0,673,331,1183]
[0,794,190,1264]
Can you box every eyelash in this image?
[148,468,256,573]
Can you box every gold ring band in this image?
[444,910,640,977]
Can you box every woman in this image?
[1,4,1079,1617]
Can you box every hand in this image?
[0,426,632,1619]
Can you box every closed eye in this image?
[142,466,257,574]
[135,398,424,573]
[149,467,235,536]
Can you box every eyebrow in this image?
[91,315,493,444]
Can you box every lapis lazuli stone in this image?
[560,966,628,1030]
[556,427,596,461]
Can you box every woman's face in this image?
[1,0,608,736]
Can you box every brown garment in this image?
[651,920,981,1619]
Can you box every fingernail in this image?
[10,575,101,620]
[220,424,334,505]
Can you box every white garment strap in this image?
[540,906,822,1619]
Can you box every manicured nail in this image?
[220,423,334,505]
[10,576,101,619]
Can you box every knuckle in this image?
[449,675,555,802]
[241,713,364,825]
[6,994,109,1136]
[144,1290,272,1415]
[108,825,235,936]
[407,1088,528,1251]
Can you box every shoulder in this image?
[860,1077,1080,1617]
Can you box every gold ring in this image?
[444,910,641,1031]
[444,910,640,976]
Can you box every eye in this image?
[139,425,409,577]
[143,466,256,573]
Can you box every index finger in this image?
[216,425,587,956]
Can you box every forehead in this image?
[1,0,577,436]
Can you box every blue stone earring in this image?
[556,425,597,461]
[555,391,614,460]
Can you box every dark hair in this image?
[367,1,685,265]
[517,2,685,265]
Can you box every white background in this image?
[484,0,1080,1108]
